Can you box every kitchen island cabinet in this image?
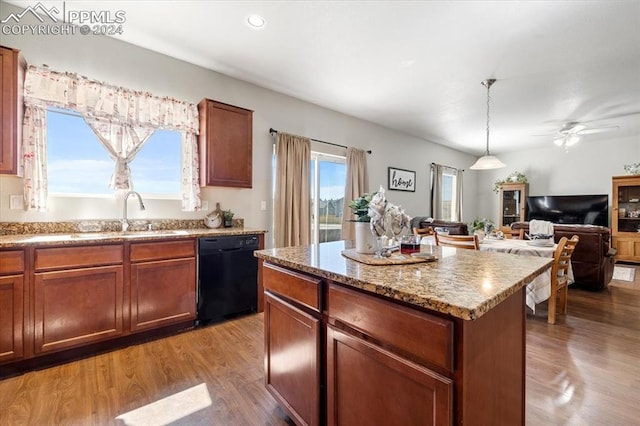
[255,241,552,426]
[263,263,322,426]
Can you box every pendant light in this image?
[470,78,506,170]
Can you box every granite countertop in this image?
[0,227,267,248]
[255,240,552,320]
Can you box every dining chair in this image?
[435,233,479,250]
[548,235,579,324]
[413,226,434,236]
[500,226,524,239]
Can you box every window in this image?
[431,165,461,221]
[47,108,181,196]
[441,172,456,221]
[130,130,181,196]
[310,152,346,243]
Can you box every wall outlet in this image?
[201,201,209,210]
[10,195,23,210]
[261,201,267,211]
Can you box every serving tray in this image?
[341,248,430,265]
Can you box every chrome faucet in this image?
[122,190,145,232]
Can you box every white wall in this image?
[0,1,478,242]
[475,135,639,225]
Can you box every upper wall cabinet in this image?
[198,99,253,188]
[0,46,26,175]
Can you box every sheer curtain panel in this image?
[22,105,47,211]
[342,147,368,240]
[274,132,311,247]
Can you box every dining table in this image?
[478,238,574,312]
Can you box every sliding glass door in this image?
[310,152,346,243]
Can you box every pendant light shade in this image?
[470,79,506,170]
[470,154,506,170]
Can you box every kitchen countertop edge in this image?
[255,244,551,321]
[0,228,268,248]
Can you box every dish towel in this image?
[529,219,554,236]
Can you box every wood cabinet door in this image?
[613,237,640,262]
[0,46,24,175]
[0,274,24,362]
[199,99,253,188]
[33,266,124,354]
[264,292,321,426]
[130,257,196,332]
[327,325,453,426]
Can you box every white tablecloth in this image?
[479,238,574,312]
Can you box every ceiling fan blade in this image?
[565,123,586,133]
[577,126,619,135]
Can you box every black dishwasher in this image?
[197,235,259,325]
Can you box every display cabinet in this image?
[499,183,528,227]
[612,175,640,263]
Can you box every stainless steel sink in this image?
[119,230,190,238]
[71,232,113,239]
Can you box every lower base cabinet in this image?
[264,292,321,426]
[326,325,452,426]
[130,258,196,332]
[34,265,124,354]
[1,238,199,370]
[0,274,24,363]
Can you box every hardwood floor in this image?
[1,266,638,425]
[525,265,640,426]
[0,316,294,426]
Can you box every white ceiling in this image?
[9,0,640,155]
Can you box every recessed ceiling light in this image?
[247,14,266,29]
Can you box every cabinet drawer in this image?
[263,263,322,313]
[130,239,195,262]
[328,284,454,372]
[0,250,25,274]
[35,245,123,271]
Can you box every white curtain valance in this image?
[23,65,199,133]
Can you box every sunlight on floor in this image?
[115,383,212,426]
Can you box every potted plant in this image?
[493,171,528,193]
[348,192,377,253]
[348,192,375,223]
[469,217,494,240]
[223,209,234,227]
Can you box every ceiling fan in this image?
[545,121,620,150]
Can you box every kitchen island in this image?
[255,240,552,426]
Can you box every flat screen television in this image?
[525,194,609,227]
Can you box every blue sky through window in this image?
[47,109,181,195]
[318,160,346,200]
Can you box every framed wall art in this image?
[388,167,415,192]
